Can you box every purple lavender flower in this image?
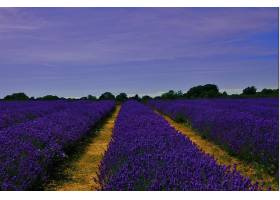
[148,98,279,177]
[0,100,115,190]
[98,101,258,191]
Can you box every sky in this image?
[0,8,278,98]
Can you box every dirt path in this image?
[45,105,121,191]
[156,111,278,190]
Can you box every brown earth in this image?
[156,110,278,191]
[45,105,121,191]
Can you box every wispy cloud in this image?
[0,8,44,33]
[0,8,278,97]
[0,8,277,65]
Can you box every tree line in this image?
[1,84,278,101]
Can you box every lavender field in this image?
[149,98,279,178]
[98,101,258,190]
[0,100,115,190]
[0,98,278,191]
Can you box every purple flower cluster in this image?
[98,101,257,190]
[0,100,115,190]
[148,98,279,177]
[0,101,71,130]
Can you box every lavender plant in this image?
[98,101,258,190]
[0,101,71,130]
[148,98,279,177]
[0,100,115,190]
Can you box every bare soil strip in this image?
[156,111,278,190]
[45,105,121,191]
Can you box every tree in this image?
[154,96,161,100]
[116,93,128,102]
[37,95,60,100]
[261,88,274,95]
[130,94,140,101]
[79,95,96,100]
[222,91,228,97]
[161,90,184,99]
[260,88,278,97]
[4,92,29,100]
[176,90,184,98]
[161,90,176,99]
[99,92,115,100]
[141,95,152,102]
[185,84,220,98]
[67,97,76,101]
[242,86,257,95]
[87,95,97,100]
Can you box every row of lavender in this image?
[98,101,258,190]
[148,98,279,177]
[0,101,72,130]
[0,100,115,190]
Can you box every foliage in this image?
[129,94,140,101]
[99,92,115,100]
[185,84,220,98]
[141,95,152,102]
[222,91,228,96]
[161,90,183,99]
[242,86,257,95]
[1,85,278,101]
[37,95,60,100]
[116,93,128,102]
[87,95,97,100]
[4,92,29,100]
[259,88,278,97]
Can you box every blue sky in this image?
[0,8,278,97]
